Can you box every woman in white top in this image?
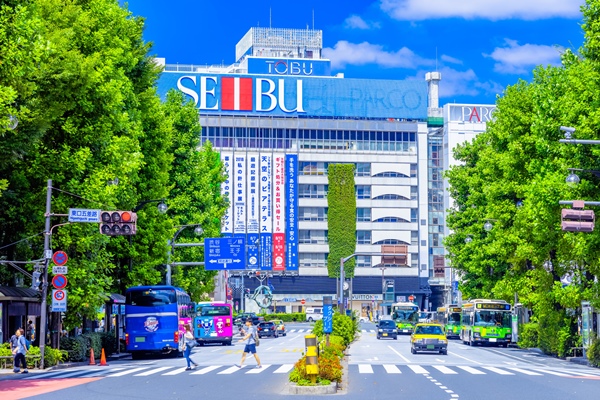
[183,324,198,370]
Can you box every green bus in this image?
[460,299,512,347]
[436,305,462,339]
[391,302,419,334]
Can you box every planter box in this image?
[289,382,337,395]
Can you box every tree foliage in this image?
[445,0,600,355]
[327,164,356,277]
[0,0,227,329]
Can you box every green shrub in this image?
[262,312,305,322]
[517,323,539,349]
[0,343,65,367]
[317,351,342,382]
[60,336,87,361]
[312,312,357,346]
[588,337,600,367]
[97,331,118,356]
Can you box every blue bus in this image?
[125,285,194,359]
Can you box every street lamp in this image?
[167,224,203,285]
[464,235,473,244]
[483,220,494,232]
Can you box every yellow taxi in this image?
[410,323,448,355]
[271,319,286,336]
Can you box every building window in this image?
[356,185,371,199]
[411,186,418,200]
[373,239,407,245]
[299,207,328,221]
[299,253,328,267]
[410,164,417,178]
[299,230,328,244]
[373,194,406,200]
[299,162,328,175]
[355,163,371,176]
[411,209,418,223]
[356,255,372,268]
[299,184,328,198]
[372,217,410,223]
[356,208,371,222]
[356,230,372,245]
[411,231,418,245]
[372,171,409,178]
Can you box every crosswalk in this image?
[351,364,600,377]
[18,363,600,380]
[288,329,378,333]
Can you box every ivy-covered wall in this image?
[327,164,357,277]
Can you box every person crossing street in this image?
[236,318,261,369]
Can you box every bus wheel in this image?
[225,341,232,346]
[131,352,143,360]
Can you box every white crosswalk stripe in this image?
[407,364,429,374]
[358,364,374,373]
[273,364,294,374]
[191,365,221,375]
[382,364,401,374]
[483,367,514,375]
[162,367,188,375]
[458,366,486,374]
[107,367,149,377]
[433,365,457,374]
[246,365,271,374]
[507,368,542,376]
[218,366,243,374]
[135,366,173,376]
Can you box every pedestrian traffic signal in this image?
[100,211,137,235]
[31,270,41,290]
[561,208,595,232]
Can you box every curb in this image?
[289,382,337,395]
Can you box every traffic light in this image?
[31,270,41,290]
[100,211,137,235]
[561,208,595,232]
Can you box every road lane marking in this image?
[358,364,374,373]
[134,366,173,376]
[383,364,401,374]
[447,351,482,364]
[83,368,127,378]
[483,367,513,375]
[458,366,486,374]
[485,348,547,366]
[162,367,188,375]
[190,365,221,375]
[107,367,150,377]
[407,365,429,374]
[432,365,457,374]
[274,364,295,374]
[246,364,271,374]
[387,345,411,363]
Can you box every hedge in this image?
[0,342,66,368]
[60,331,119,362]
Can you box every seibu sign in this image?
[177,76,304,113]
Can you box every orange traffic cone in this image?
[88,348,96,365]
[99,348,109,366]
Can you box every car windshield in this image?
[415,325,443,335]
[379,321,395,327]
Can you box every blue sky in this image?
[124,0,586,106]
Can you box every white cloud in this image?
[441,54,463,65]
[344,15,381,30]
[485,39,563,74]
[380,0,583,21]
[323,40,433,69]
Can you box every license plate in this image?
[489,338,497,342]
[383,333,388,336]
[402,330,409,333]
[135,337,145,343]
[427,345,435,349]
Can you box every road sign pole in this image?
[40,179,52,369]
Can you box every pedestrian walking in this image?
[236,318,261,369]
[183,324,198,370]
[13,328,29,373]
[27,320,35,341]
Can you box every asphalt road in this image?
[2,321,599,400]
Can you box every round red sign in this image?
[52,274,68,290]
[300,299,306,305]
[52,251,68,266]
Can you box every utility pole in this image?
[40,179,52,369]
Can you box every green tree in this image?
[327,164,356,278]
[446,0,600,356]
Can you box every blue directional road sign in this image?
[204,237,246,270]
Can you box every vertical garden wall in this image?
[327,164,357,278]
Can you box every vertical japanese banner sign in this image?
[260,154,273,270]
[233,154,246,240]
[285,154,299,271]
[246,153,260,270]
[272,153,286,271]
[221,153,233,237]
